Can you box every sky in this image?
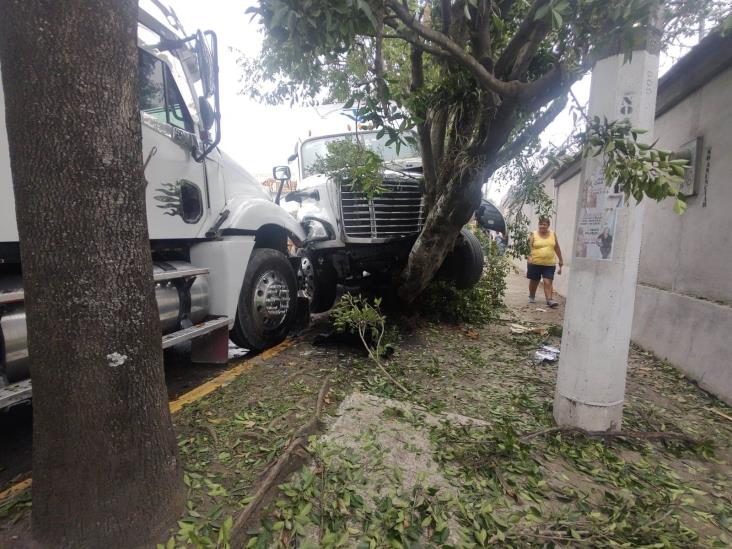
[170,1,698,203]
[173,0,339,182]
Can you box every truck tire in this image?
[230,248,297,351]
[298,253,338,313]
[438,228,485,289]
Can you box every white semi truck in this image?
[276,124,488,313]
[0,1,309,408]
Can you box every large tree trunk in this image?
[0,1,183,546]
[398,170,483,299]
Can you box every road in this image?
[0,341,249,488]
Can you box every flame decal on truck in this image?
[154,180,203,224]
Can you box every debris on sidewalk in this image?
[227,341,248,360]
[510,323,548,336]
[534,344,560,363]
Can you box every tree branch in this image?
[491,95,567,169]
[383,25,452,59]
[520,426,704,446]
[519,62,582,107]
[386,0,528,97]
[508,24,550,80]
[430,108,448,171]
[472,0,493,69]
[410,44,437,192]
[495,0,551,77]
[440,0,451,36]
[374,3,388,115]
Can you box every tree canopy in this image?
[242,0,731,296]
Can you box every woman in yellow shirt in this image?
[527,217,564,308]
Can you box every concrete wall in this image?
[550,171,580,297]
[632,65,732,405]
[523,63,732,405]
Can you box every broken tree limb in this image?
[357,326,411,396]
[490,459,520,503]
[230,378,331,545]
[519,426,704,445]
[706,407,732,422]
[267,395,310,430]
[314,377,331,419]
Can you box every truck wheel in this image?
[298,253,338,313]
[438,228,485,289]
[230,248,297,351]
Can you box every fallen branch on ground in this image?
[267,395,310,429]
[519,426,704,445]
[359,329,411,396]
[706,407,732,422]
[332,294,410,395]
[230,378,331,545]
[197,424,219,448]
[491,459,520,503]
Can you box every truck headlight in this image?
[303,218,334,242]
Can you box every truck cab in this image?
[279,118,488,312]
[0,1,307,408]
[280,128,427,311]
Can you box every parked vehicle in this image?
[0,1,307,408]
[275,123,489,312]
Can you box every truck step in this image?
[0,290,23,305]
[0,378,32,409]
[153,266,209,282]
[0,275,23,305]
[162,316,230,349]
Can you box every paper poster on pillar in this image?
[574,169,622,260]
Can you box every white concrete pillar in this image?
[554,28,662,431]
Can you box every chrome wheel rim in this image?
[253,270,290,329]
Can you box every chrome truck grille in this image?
[340,179,424,241]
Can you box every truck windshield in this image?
[301,132,420,178]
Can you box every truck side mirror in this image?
[272,166,291,205]
[199,97,215,132]
[273,166,291,182]
[191,30,220,162]
[195,30,215,98]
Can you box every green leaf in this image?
[673,198,687,214]
[551,9,563,28]
[535,4,551,20]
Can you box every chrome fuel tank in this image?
[0,304,28,383]
[155,282,181,333]
[1,262,211,383]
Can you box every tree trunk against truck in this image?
[0,0,183,546]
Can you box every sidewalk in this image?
[503,265,566,324]
[2,272,731,547]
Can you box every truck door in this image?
[138,48,209,240]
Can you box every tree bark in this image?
[0,1,183,546]
[398,168,483,299]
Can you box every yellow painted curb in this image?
[0,337,297,503]
[168,338,297,413]
[0,478,31,503]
